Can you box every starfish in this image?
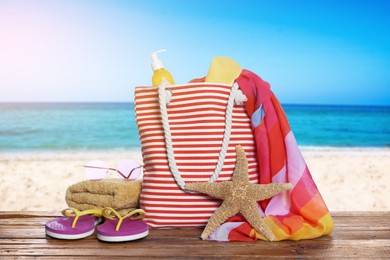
[186,145,292,241]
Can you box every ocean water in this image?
[0,102,389,151]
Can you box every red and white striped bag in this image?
[134,81,257,227]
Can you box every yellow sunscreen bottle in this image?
[150,49,175,86]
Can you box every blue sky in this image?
[0,0,389,105]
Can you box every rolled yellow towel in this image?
[65,179,141,216]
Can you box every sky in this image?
[0,0,389,105]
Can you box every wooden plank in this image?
[2,214,389,229]
[0,211,60,218]
[1,237,389,257]
[0,240,389,258]
[0,211,389,258]
[1,227,389,241]
[1,211,388,217]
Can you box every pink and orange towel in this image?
[208,70,334,241]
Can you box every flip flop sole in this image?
[97,229,149,242]
[45,217,101,240]
[45,228,95,240]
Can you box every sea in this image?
[0,102,389,151]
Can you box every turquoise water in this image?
[0,102,389,151]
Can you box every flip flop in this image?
[45,208,102,240]
[97,207,149,242]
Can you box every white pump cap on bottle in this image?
[150,49,167,71]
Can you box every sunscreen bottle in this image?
[150,49,175,86]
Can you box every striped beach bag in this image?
[134,81,256,228]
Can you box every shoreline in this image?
[1,147,389,212]
[1,145,389,156]
[0,148,143,160]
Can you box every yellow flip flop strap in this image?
[102,207,146,232]
[62,207,103,229]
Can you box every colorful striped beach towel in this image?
[207,70,334,241]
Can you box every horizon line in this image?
[0,101,389,108]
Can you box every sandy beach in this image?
[0,147,389,212]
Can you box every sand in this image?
[0,147,389,212]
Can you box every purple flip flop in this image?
[45,208,102,240]
[97,208,148,242]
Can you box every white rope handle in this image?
[158,81,240,190]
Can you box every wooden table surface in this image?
[0,211,389,259]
